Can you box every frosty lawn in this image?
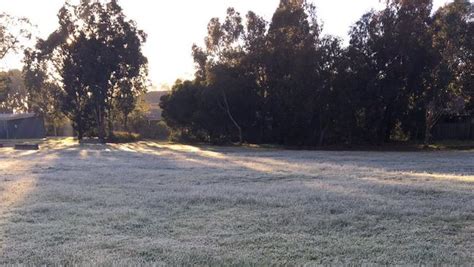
[0,139,473,265]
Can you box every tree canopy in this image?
[0,13,32,103]
[24,0,148,142]
[161,0,473,145]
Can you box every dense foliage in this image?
[161,0,473,145]
[0,13,32,102]
[0,69,29,113]
[23,0,148,142]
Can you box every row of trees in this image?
[161,0,473,145]
[0,0,149,142]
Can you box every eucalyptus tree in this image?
[0,69,29,113]
[190,8,264,144]
[0,13,32,61]
[348,0,435,142]
[24,0,148,142]
[265,0,324,145]
[423,0,474,143]
[0,13,32,103]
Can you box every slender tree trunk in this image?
[424,104,441,146]
[96,106,106,143]
[380,105,393,143]
[319,125,328,147]
[76,116,84,141]
[100,112,106,143]
[424,127,432,146]
[124,115,130,134]
[384,122,392,143]
[77,125,83,141]
[221,92,243,145]
[108,113,114,138]
[424,119,434,145]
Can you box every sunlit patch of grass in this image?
[401,172,474,183]
[424,140,474,150]
[0,163,38,256]
[0,138,472,265]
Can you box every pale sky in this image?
[0,0,452,90]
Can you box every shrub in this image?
[136,121,171,140]
[108,131,141,143]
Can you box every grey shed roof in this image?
[0,113,38,121]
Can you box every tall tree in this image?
[24,0,148,142]
[0,13,32,61]
[195,8,260,144]
[265,0,320,145]
[0,69,29,113]
[423,0,473,143]
[348,0,434,142]
[0,13,32,104]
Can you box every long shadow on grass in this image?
[0,140,472,264]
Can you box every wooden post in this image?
[4,120,9,139]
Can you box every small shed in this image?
[0,113,46,139]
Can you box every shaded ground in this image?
[0,138,473,265]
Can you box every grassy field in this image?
[0,138,473,265]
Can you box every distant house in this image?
[144,91,169,122]
[0,113,46,139]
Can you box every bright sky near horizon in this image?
[0,0,452,90]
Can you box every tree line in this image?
[161,0,473,145]
[0,0,472,145]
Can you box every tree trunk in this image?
[124,114,130,134]
[96,106,106,144]
[424,127,432,146]
[108,114,114,138]
[77,127,83,141]
[221,92,243,145]
[384,122,392,143]
[424,102,442,146]
[76,117,84,141]
[319,125,328,147]
[380,105,393,143]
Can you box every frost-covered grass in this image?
[0,138,473,265]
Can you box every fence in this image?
[433,116,474,140]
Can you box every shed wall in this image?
[0,116,46,139]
